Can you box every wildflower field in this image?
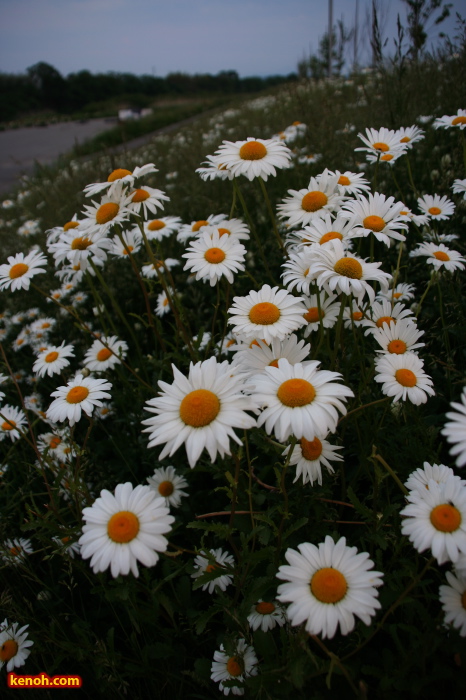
[1,33,466,699]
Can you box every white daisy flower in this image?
[210,218,250,242]
[33,342,75,378]
[433,109,466,130]
[146,465,189,508]
[340,192,407,247]
[95,402,114,420]
[126,185,169,217]
[1,538,33,566]
[48,228,112,272]
[409,242,465,272]
[192,548,235,594]
[213,137,292,181]
[376,282,416,304]
[439,571,466,636]
[452,178,466,200]
[372,319,425,355]
[417,194,455,220]
[395,125,425,147]
[37,430,74,463]
[83,164,157,197]
[404,462,462,493]
[283,434,343,486]
[0,405,26,442]
[81,183,132,235]
[0,619,34,672]
[79,482,174,578]
[398,204,429,227]
[277,170,345,228]
[361,300,414,335]
[307,239,392,305]
[228,284,307,344]
[141,258,180,278]
[280,248,315,295]
[155,289,171,316]
[196,155,235,181]
[211,638,258,696]
[177,214,226,244]
[288,213,362,249]
[109,229,143,258]
[297,152,322,165]
[142,357,257,468]
[46,215,81,245]
[251,358,354,443]
[143,215,182,241]
[276,536,384,639]
[374,352,434,405]
[301,292,340,336]
[442,388,466,468]
[47,374,112,426]
[247,601,286,632]
[83,336,128,372]
[0,250,47,292]
[355,127,407,162]
[182,229,246,286]
[332,170,371,196]
[52,535,81,558]
[400,478,466,564]
[231,334,311,380]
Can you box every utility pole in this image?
[328,0,333,79]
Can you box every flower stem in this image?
[258,176,286,255]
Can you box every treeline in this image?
[0,62,297,122]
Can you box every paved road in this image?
[0,118,117,195]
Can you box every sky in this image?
[0,0,463,78]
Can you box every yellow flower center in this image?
[131,189,150,202]
[338,175,350,186]
[192,220,209,232]
[107,510,140,542]
[304,307,323,323]
[392,292,402,299]
[376,316,394,328]
[179,389,220,427]
[452,116,466,125]
[300,436,323,461]
[311,567,348,603]
[256,601,276,614]
[363,215,385,232]
[64,221,80,231]
[268,359,279,368]
[0,640,19,663]
[301,191,328,212]
[10,546,21,556]
[71,236,92,250]
[334,257,363,279]
[122,245,134,255]
[239,141,267,160]
[249,302,281,325]
[1,420,16,431]
[387,339,407,354]
[372,141,389,152]
[381,154,393,161]
[395,369,417,387]
[218,228,230,236]
[320,231,343,244]
[163,298,169,307]
[204,247,226,264]
[433,251,450,261]
[158,480,174,497]
[66,386,90,404]
[45,351,59,363]
[148,220,166,231]
[428,207,442,216]
[400,136,410,143]
[50,436,61,449]
[97,348,112,362]
[9,263,29,279]
[205,563,218,573]
[226,657,243,677]
[430,504,461,532]
[277,378,316,407]
[96,202,119,225]
[107,168,131,182]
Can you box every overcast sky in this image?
[0,0,463,78]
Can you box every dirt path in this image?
[0,118,117,195]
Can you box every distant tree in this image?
[26,62,68,111]
[298,20,353,80]
[400,0,452,60]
